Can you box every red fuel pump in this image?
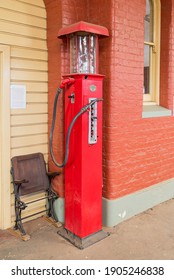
[50,21,109,249]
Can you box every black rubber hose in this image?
[49,88,102,168]
[49,87,65,167]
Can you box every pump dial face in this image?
[89,85,97,92]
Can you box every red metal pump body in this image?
[57,21,109,247]
[64,73,104,238]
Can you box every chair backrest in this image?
[11,153,50,195]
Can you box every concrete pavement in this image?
[0,198,174,260]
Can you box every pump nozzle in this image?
[59,78,75,89]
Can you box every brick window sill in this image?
[142,105,172,118]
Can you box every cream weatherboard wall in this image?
[0,45,11,229]
[0,0,48,229]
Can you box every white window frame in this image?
[144,0,161,105]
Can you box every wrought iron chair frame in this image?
[11,153,60,236]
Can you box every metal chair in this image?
[11,152,60,237]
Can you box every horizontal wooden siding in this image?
[0,0,48,225]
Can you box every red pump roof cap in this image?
[58,21,109,39]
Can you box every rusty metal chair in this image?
[11,152,60,238]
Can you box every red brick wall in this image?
[44,0,174,200]
[102,0,174,199]
[102,0,145,199]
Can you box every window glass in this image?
[144,45,151,94]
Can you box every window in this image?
[144,0,160,104]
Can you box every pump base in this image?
[58,228,109,249]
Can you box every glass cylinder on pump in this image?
[70,33,98,74]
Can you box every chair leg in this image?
[14,198,27,236]
[47,189,58,221]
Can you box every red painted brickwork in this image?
[101,0,174,199]
[44,0,174,200]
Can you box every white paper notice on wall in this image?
[10,85,26,109]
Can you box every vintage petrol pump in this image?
[50,21,109,249]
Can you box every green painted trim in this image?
[142,105,171,118]
[102,178,174,227]
[53,197,64,223]
[54,178,174,227]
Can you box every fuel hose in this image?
[49,87,103,168]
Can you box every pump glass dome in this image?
[70,33,97,74]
